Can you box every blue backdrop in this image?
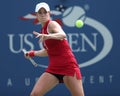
[0,0,120,96]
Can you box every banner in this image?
[0,0,120,96]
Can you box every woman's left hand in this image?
[33,31,49,42]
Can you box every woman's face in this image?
[36,8,50,23]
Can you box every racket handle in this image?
[22,49,27,54]
[22,49,38,67]
[22,49,35,57]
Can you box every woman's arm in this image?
[33,21,66,42]
[47,21,66,40]
[25,49,48,58]
[34,49,48,57]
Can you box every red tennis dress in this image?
[41,20,82,80]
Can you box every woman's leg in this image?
[30,72,59,96]
[63,74,85,96]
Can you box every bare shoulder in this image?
[50,20,58,24]
[49,21,60,28]
[48,20,61,33]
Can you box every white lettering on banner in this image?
[25,78,30,86]
[3,75,113,87]
[82,75,114,84]
[109,75,114,83]
[7,78,12,87]
[90,75,94,84]
[24,34,34,50]
[80,33,97,52]
[68,33,97,52]
[8,33,98,53]
[8,34,34,53]
[99,75,104,83]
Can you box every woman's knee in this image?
[30,91,43,96]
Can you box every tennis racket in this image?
[22,49,47,68]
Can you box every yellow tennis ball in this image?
[75,20,84,28]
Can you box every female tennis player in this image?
[25,2,85,96]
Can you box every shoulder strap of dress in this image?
[43,20,50,30]
[40,20,50,34]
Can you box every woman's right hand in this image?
[24,50,35,59]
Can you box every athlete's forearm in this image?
[25,49,48,58]
[34,49,48,57]
[33,31,66,41]
[47,32,66,40]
